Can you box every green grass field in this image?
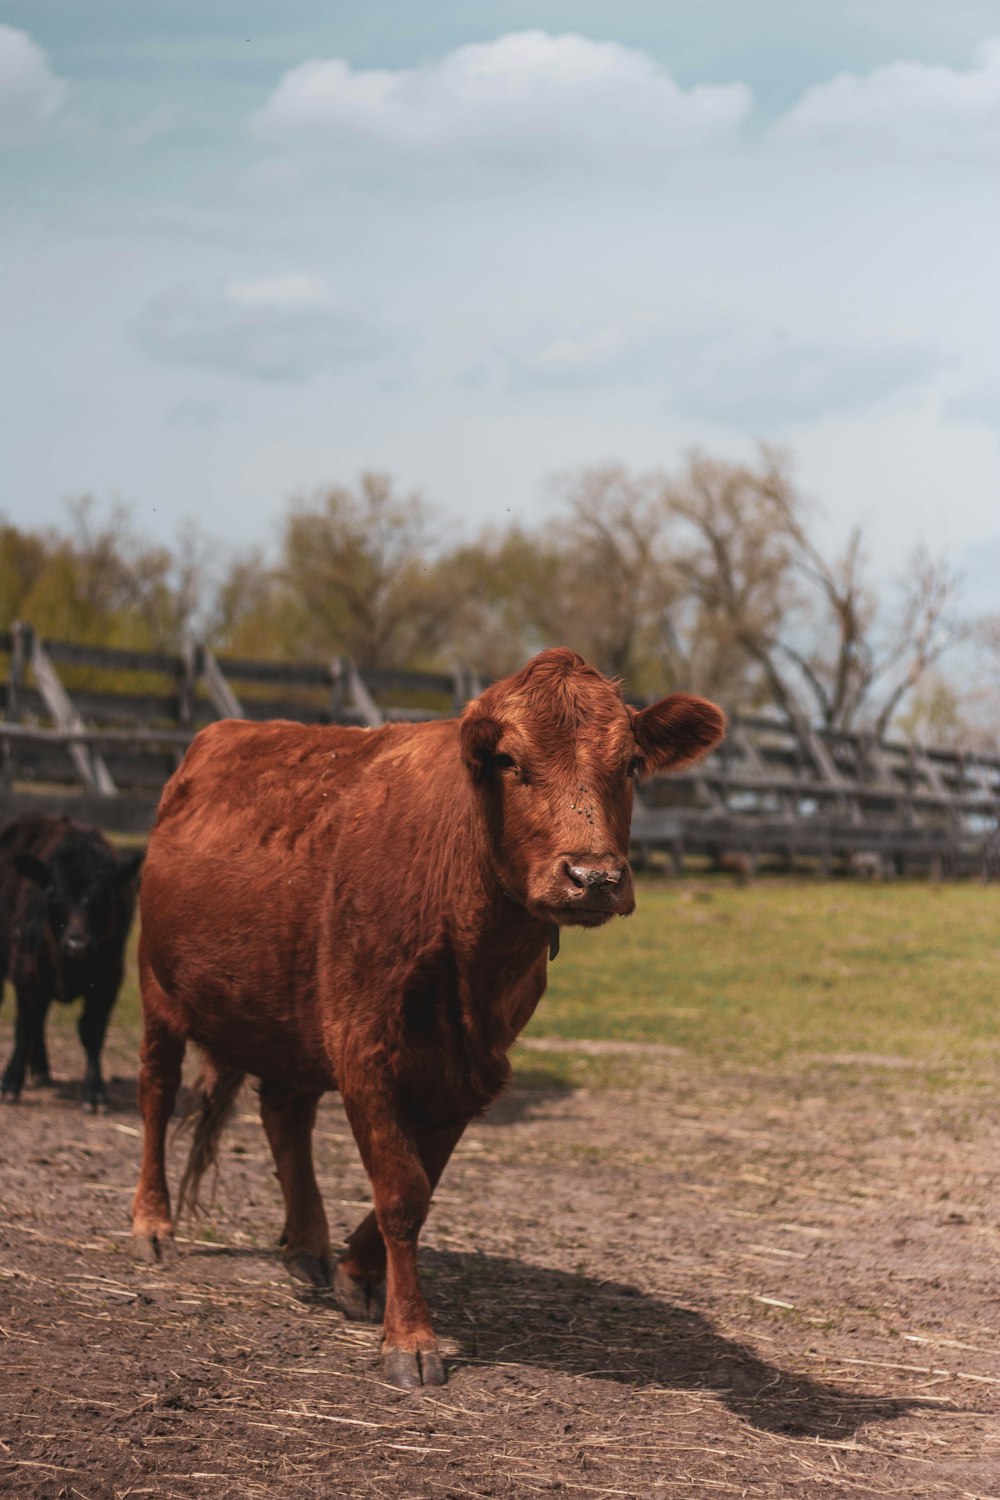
[92,879,1000,1081]
[537,880,1000,1071]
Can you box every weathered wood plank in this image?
[42,639,184,675]
[29,636,117,795]
[200,647,244,720]
[0,787,157,834]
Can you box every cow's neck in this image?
[432,763,551,976]
[496,884,559,958]
[381,740,552,1071]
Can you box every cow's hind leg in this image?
[335,1123,463,1328]
[259,1083,331,1291]
[131,969,185,1263]
[334,1209,386,1322]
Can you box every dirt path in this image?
[1,1023,998,1498]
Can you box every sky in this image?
[2,3,999,611]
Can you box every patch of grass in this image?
[532,880,1000,1074]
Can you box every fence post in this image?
[346,661,384,728]
[1,621,31,790]
[329,657,346,723]
[200,645,244,720]
[328,657,384,728]
[29,632,117,795]
[178,640,201,729]
[452,666,483,711]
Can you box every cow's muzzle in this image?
[565,861,624,895]
[542,855,635,925]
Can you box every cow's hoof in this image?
[83,1097,108,1116]
[382,1348,447,1389]
[334,1263,385,1323]
[131,1230,177,1265]
[30,1073,53,1089]
[0,1088,22,1105]
[285,1250,333,1291]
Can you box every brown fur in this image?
[173,1062,245,1222]
[131,647,725,1386]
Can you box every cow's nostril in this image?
[566,864,623,891]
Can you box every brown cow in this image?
[132,648,725,1387]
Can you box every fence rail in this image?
[1,624,997,874]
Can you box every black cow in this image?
[0,815,143,1110]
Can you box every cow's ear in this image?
[460,709,504,780]
[14,853,50,887]
[115,850,144,887]
[632,695,726,777]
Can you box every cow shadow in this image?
[151,1230,933,1440]
[40,1069,575,1126]
[486,1068,576,1125]
[419,1247,931,1440]
[173,1237,926,1440]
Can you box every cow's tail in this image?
[173,1058,246,1225]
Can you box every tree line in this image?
[2,451,996,745]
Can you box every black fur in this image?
[0,815,142,1109]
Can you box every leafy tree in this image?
[280,473,459,670]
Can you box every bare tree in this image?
[663,449,802,710]
[445,467,678,691]
[547,465,676,688]
[663,448,966,732]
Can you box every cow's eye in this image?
[492,752,517,772]
[627,757,642,780]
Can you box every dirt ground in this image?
[1,1022,998,1499]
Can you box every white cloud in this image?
[0,25,65,146]
[480,315,661,390]
[165,397,232,431]
[253,30,751,154]
[948,375,1000,432]
[487,317,946,426]
[671,331,946,426]
[776,37,1000,151]
[223,274,332,311]
[133,277,392,382]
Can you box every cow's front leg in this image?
[336,1122,464,1328]
[1,984,39,1102]
[341,1089,452,1388]
[27,994,53,1086]
[78,987,115,1112]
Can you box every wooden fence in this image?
[2,623,998,876]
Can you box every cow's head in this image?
[15,837,144,962]
[460,648,725,928]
